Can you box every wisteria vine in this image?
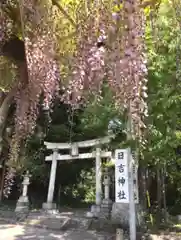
[14,0,60,140]
[0,0,152,196]
[61,4,109,106]
[108,0,148,139]
[62,0,148,139]
[1,0,60,196]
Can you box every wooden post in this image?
[128,147,136,240]
[127,108,136,240]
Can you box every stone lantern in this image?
[100,167,112,219]
[15,171,31,213]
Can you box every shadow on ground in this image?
[0,223,113,240]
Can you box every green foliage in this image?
[60,168,96,205]
[142,2,181,167]
[139,2,181,216]
[80,85,123,137]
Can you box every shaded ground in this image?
[0,208,114,239]
[0,222,114,240]
[0,221,181,240]
[0,207,181,239]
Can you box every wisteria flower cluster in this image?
[107,0,148,139]
[62,0,148,139]
[13,0,60,141]
[61,5,108,107]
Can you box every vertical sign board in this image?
[115,149,129,203]
[115,149,139,203]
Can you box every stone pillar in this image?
[15,171,31,213]
[95,147,102,205]
[89,147,102,217]
[42,149,58,210]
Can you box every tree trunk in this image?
[139,166,147,211]
[0,89,14,200]
[156,168,162,225]
[162,166,168,223]
[0,89,14,154]
[0,163,6,201]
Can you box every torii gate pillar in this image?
[42,149,58,210]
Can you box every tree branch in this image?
[140,0,161,8]
[52,0,77,28]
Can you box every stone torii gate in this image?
[42,136,114,210]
